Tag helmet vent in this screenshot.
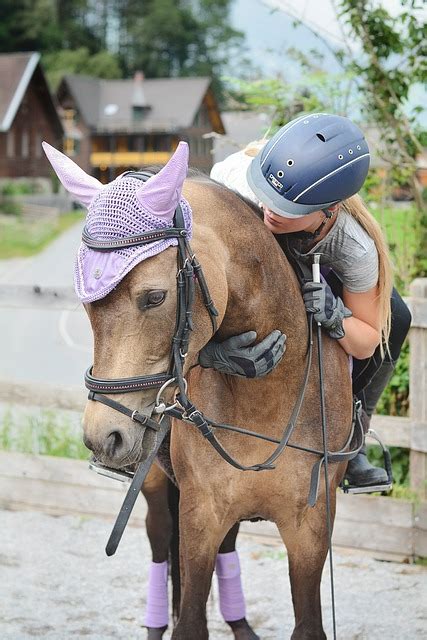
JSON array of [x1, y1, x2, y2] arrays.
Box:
[[316, 133, 326, 142]]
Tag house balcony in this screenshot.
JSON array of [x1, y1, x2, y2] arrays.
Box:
[[90, 151, 172, 168]]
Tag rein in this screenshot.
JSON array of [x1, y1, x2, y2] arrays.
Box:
[[84, 171, 364, 556]]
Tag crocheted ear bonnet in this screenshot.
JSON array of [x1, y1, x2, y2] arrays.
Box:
[[42, 141, 192, 303]]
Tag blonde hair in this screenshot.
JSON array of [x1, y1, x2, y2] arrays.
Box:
[[341, 194, 393, 356], [243, 139, 268, 157]]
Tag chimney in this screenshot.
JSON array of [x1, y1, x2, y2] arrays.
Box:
[[132, 71, 150, 120]]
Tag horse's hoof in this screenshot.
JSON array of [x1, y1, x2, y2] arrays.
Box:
[[227, 618, 261, 640], [146, 626, 168, 640]]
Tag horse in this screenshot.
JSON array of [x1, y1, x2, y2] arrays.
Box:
[[44, 141, 353, 639]]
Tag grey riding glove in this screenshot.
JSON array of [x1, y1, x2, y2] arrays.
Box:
[[199, 330, 286, 378], [302, 281, 352, 339]]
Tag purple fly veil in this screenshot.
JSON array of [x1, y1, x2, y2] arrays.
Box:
[[42, 142, 192, 303]]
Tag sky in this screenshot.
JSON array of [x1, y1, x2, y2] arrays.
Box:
[[260, 0, 427, 47], [230, 0, 426, 124]]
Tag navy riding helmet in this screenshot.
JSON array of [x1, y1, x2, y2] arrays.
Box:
[[246, 113, 370, 218]]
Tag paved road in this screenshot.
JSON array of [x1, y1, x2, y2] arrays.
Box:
[[0, 221, 92, 386], [1, 509, 426, 640]]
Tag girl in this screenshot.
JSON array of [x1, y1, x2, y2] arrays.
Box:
[[201, 112, 412, 489]]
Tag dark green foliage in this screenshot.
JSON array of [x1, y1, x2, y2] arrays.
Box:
[[0, 200, 22, 216], [1, 181, 35, 195], [43, 47, 123, 89], [116, 0, 243, 101], [1, 0, 242, 101], [337, 0, 426, 213], [377, 342, 410, 417], [367, 446, 409, 487]]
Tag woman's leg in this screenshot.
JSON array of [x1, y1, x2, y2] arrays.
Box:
[[346, 288, 411, 487]]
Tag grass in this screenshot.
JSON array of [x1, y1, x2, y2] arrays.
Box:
[[370, 204, 420, 293], [0, 210, 84, 259], [0, 408, 89, 460]]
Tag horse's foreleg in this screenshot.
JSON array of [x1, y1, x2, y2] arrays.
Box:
[[172, 497, 229, 640], [217, 523, 260, 640], [278, 494, 335, 640], [141, 466, 173, 640]]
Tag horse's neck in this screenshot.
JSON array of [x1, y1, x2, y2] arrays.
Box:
[[223, 233, 306, 346], [197, 186, 307, 348]]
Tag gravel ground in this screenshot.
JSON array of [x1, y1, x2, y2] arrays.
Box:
[[0, 509, 426, 639]]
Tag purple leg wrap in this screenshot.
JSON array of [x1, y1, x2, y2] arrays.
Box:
[[144, 560, 169, 628], [215, 551, 246, 622]]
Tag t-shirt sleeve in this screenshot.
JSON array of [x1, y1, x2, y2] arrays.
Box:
[[339, 242, 379, 292], [210, 151, 259, 204]]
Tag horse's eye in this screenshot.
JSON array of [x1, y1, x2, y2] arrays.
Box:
[[145, 290, 166, 308]]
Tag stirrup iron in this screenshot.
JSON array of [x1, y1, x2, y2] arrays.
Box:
[[341, 428, 393, 495]]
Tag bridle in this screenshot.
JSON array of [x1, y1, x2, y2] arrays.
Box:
[[83, 170, 218, 434], [83, 171, 365, 556]]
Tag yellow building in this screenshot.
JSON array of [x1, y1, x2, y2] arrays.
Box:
[[57, 72, 225, 182]]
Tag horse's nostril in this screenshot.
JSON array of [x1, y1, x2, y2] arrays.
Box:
[[105, 430, 124, 458]]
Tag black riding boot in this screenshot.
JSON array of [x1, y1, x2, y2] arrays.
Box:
[[345, 361, 395, 489], [345, 442, 389, 486]]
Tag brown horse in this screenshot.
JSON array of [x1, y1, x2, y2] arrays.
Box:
[[43, 140, 353, 638], [82, 180, 352, 639]]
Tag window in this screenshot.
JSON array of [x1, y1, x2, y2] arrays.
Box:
[[21, 130, 29, 158], [64, 138, 74, 155], [6, 131, 15, 158], [34, 132, 42, 158]]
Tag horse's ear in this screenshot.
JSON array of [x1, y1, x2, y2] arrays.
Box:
[[42, 141, 103, 207], [136, 141, 189, 221]]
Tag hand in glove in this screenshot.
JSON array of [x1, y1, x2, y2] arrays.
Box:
[[199, 329, 286, 378], [302, 281, 352, 339]]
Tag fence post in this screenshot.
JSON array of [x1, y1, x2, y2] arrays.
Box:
[[409, 278, 427, 499]]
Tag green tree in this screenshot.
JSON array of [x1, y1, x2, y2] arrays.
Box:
[[0, 0, 101, 54], [43, 47, 122, 89], [116, 0, 244, 100], [336, 0, 426, 213]]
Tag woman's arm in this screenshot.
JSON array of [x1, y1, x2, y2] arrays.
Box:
[[338, 286, 381, 359]]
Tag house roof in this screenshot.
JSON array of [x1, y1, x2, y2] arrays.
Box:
[[213, 111, 270, 163], [0, 51, 62, 135], [59, 75, 223, 133]]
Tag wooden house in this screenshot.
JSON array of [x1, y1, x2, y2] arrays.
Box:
[[57, 72, 225, 182], [0, 52, 63, 179]]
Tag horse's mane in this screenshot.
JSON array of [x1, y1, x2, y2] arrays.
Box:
[[140, 164, 265, 223]]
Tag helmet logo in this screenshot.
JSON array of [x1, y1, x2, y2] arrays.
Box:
[[268, 173, 284, 191]]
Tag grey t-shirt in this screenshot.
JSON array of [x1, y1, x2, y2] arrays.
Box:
[[291, 211, 379, 293]]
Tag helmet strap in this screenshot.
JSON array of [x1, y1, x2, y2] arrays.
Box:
[[291, 208, 336, 241]]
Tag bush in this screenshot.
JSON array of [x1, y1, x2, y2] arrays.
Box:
[[0, 199, 22, 216], [1, 181, 36, 196], [0, 408, 89, 460], [367, 446, 409, 487]]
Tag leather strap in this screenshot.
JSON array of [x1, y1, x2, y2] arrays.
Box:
[[85, 367, 171, 393], [87, 391, 161, 431], [105, 418, 170, 556], [174, 319, 314, 472], [82, 225, 187, 251]]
